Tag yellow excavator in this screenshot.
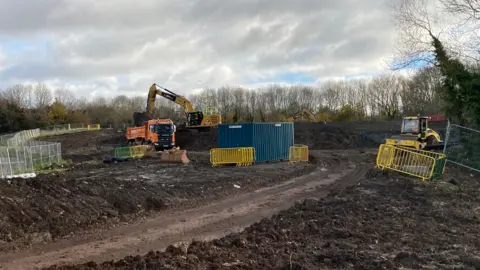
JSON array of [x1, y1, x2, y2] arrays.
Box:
[[386, 115, 443, 150], [285, 108, 317, 122], [134, 83, 222, 131]]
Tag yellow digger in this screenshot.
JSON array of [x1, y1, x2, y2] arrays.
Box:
[[386, 115, 443, 150], [285, 109, 317, 122]]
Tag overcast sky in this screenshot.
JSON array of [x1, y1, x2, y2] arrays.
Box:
[[0, 0, 400, 98]]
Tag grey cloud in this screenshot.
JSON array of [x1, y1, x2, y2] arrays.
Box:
[[0, 0, 398, 96]]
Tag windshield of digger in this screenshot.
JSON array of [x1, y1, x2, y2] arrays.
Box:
[[401, 119, 420, 134]]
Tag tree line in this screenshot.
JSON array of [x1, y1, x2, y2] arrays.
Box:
[[0, 67, 446, 134]]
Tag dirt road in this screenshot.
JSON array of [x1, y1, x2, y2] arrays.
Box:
[[0, 150, 374, 270]]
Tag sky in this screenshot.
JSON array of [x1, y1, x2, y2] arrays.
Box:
[[0, 0, 408, 99]]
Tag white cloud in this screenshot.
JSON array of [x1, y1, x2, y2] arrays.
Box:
[[0, 0, 402, 98]]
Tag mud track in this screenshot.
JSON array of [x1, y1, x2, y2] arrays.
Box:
[[0, 150, 374, 270]]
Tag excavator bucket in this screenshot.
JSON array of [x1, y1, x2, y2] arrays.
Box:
[[143, 146, 189, 164], [159, 147, 190, 164]]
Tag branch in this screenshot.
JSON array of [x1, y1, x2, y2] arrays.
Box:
[[440, 0, 480, 20]]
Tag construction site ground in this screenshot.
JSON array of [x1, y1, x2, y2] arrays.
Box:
[[0, 121, 476, 269]]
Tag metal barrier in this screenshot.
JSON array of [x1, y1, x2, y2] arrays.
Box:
[[0, 129, 40, 148], [443, 122, 480, 173], [131, 145, 149, 158], [87, 124, 101, 131], [376, 144, 447, 181], [0, 141, 62, 178], [210, 147, 255, 166], [114, 147, 132, 159], [289, 144, 309, 163], [114, 145, 150, 159]]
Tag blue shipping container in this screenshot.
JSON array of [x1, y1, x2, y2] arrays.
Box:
[[217, 122, 294, 162]]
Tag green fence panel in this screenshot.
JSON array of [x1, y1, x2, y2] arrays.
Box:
[[431, 156, 447, 181], [114, 147, 132, 159]]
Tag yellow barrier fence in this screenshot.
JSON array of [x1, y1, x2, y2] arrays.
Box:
[[87, 124, 101, 131], [114, 145, 150, 159], [289, 144, 309, 163], [131, 145, 149, 158], [376, 144, 447, 181], [210, 147, 255, 166]]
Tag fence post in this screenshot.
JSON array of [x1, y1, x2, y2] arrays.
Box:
[[6, 148, 12, 177], [24, 146, 27, 173], [443, 119, 451, 154], [57, 143, 61, 163], [30, 146, 34, 172], [68, 124, 71, 130]]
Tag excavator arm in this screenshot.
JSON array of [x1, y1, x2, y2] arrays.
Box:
[[138, 83, 221, 129], [147, 83, 194, 114], [290, 109, 316, 122]]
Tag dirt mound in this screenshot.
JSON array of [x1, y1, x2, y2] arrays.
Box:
[[0, 156, 315, 252], [175, 128, 218, 151], [45, 166, 480, 270], [39, 130, 126, 163], [294, 123, 378, 149], [176, 123, 379, 151]]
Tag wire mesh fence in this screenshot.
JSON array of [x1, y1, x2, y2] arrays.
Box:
[[443, 123, 480, 173], [0, 128, 64, 178], [0, 141, 62, 178], [0, 129, 40, 148]]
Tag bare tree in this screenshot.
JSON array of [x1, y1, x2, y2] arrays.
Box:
[[1, 84, 28, 107], [391, 0, 443, 69], [440, 0, 480, 20], [369, 74, 404, 120], [54, 89, 77, 109], [34, 83, 53, 108]]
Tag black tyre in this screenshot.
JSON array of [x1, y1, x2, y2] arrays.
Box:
[[426, 136, 438, 145]]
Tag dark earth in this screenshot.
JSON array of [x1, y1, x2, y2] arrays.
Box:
[[44, 166, 480, 270], [0, 123, 376, 252], [0, 120, 470, 270]]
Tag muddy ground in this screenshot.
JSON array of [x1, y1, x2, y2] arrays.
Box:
[[0, 121, 468, 270], [0, 152, 316, 252], [44, 165, 480, 270]]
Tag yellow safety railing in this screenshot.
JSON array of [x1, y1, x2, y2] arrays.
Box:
[[131, 145, 149, 158], [376, 144, 447, 181], [289, 144, 309, 163], [87, 124, 101, 131], [210, 147, 255, 166]]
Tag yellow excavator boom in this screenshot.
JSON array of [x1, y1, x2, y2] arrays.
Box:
[[147, 83, 222, 128], [286, 108, 317, 122], [147, 84, 194, 113]]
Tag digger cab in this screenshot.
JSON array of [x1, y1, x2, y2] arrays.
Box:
[[401, 116, 428, 140], [386, 116, 430, 150]]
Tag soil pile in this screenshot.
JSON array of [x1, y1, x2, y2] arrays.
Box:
[[294, 123, 378, 149], [39, 130, 126, 163], [0, 157, 314, 251], [176, 123, 380, 151], [175, 129, 218, 151], [45, 167, 480, 270]]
